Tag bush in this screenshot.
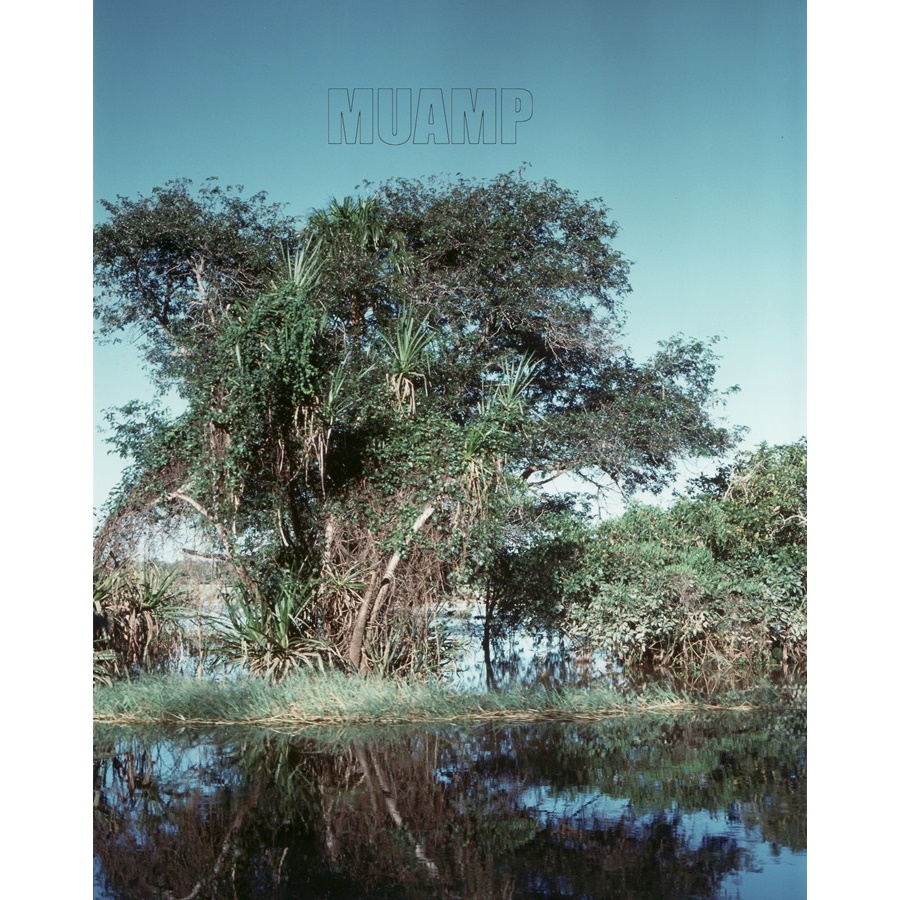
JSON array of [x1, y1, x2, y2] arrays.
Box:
[[567, 440, 807, 676]]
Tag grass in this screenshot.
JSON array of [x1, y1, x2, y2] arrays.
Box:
[[92, 672, 760, 728]]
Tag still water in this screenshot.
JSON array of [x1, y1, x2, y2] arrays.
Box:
[[94, 706, 805, 898]]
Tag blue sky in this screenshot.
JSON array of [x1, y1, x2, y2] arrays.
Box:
[[93, 0, 806, 512]]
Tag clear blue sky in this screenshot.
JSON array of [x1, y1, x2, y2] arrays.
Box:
[[93, 0, 806, 512]]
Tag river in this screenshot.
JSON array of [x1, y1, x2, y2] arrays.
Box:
[[93, 703, 805, 898]]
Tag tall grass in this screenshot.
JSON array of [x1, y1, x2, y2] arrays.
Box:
[[93, 671, 761, 727]]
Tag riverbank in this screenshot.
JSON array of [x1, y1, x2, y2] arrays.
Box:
[[92, 672, 800, 728]]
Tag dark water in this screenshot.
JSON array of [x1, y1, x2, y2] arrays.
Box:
[[93, 707, 805, 899]]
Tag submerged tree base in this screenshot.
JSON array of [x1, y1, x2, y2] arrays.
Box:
[[91, 672, 797, 728]]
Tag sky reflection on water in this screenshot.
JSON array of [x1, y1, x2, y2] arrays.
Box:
[[94, 707, 805, 898]]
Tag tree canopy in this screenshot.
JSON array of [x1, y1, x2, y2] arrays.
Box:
[[95, 172, 739, 674]]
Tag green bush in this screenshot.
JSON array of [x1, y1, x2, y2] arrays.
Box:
[[567, 440, 807, 675]]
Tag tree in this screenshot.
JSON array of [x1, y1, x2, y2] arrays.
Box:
[[95, 171, 738, 675], [93, 177, 297, 388]]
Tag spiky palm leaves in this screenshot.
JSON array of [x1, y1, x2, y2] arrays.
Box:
[[381, 308, 433, 414], [306, 196, 409, 261], [462, 355, 541, 513], [214, 567, 337, 681], [303, 196, 412, 329], [93, 564, 186, 681]]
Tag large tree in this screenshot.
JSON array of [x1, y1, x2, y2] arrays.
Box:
[[95, 172, 738, 674]]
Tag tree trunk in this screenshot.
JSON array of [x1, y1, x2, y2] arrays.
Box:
[[482, 591, 497, 690], [348, 504, 435, 670]]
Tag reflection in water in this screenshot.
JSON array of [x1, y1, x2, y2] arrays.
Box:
[[94, 709, 805, 898]]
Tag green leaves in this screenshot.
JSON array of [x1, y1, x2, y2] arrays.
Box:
[[93, 563, 187, 680], [94, 178, 297, 386], [380, 307, 434, 414], [481, 354, 540, 418], [95, 173, 746, 677], [214, 566, 335, 681], [567, 440, 807, 676], [282, 241, 323, 294]]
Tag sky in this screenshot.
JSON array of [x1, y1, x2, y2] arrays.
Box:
[[93, 0, 806, 513]]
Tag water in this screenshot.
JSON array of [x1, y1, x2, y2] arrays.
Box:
[[93, 707, 805, 898], [443, 608, 622, 692]]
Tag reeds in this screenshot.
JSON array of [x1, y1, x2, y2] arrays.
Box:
[[93, 672, 759, 728]]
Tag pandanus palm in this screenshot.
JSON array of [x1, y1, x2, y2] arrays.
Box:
[[303, 196, 411, 328], [381, 308, 433, 414]]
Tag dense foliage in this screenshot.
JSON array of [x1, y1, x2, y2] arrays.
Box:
[[566, 440, 807, 675], [95, 173, 740, 676]]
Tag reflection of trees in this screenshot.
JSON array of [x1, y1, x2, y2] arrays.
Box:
[[449, 710, 806, 852], [94, 710, 805, 898], [504, 812, 750, 899], [93, 735, 248, 899]]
